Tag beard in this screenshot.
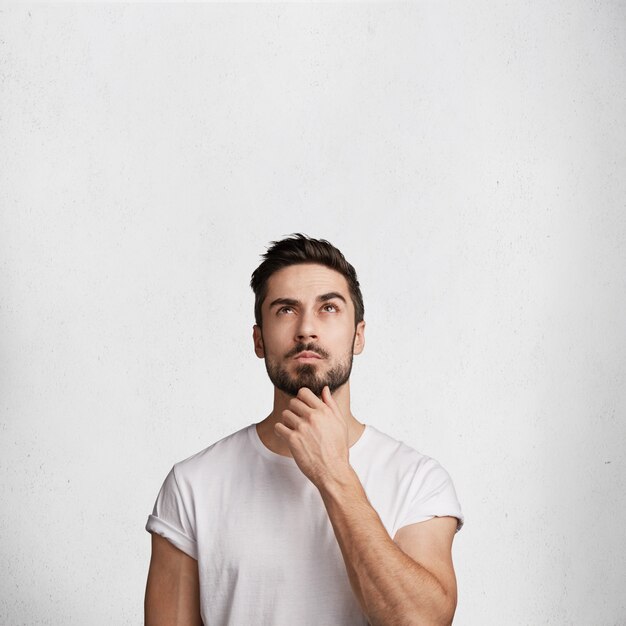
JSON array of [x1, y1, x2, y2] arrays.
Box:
[[263, 336, 356, 398]]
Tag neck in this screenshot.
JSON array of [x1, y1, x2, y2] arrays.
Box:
[[256, 380, 364, 458]]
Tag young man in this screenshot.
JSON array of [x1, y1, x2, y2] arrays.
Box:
[[145, 234, 464, 626]]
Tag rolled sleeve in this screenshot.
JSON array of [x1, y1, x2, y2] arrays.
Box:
[[145, 465, 198, 559], [396, 457, 464, 534]]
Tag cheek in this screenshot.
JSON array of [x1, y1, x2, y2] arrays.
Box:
[[261, 326, 290, 352], [327, 326, 356, 350]]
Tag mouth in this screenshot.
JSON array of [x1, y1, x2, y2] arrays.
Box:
[[294, 351, 323, 361]]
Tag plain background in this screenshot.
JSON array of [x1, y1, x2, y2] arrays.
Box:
[[1, 3, 625, 624]]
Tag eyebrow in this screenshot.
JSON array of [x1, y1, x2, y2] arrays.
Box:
[[269, 292, 347, 309]]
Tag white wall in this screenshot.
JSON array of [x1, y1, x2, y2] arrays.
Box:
[[1, 3, 625, 624]]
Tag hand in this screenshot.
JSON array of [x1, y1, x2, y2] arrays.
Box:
[[275, 386, 351, 488]]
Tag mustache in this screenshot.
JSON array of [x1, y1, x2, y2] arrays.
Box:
[[285, 342, 330, 359]]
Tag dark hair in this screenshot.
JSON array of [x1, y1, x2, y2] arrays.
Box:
[[250, 233, 364, 327]]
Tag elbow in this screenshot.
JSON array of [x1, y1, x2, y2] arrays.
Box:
[[410, 590, 457, 626], [434, 593, 457, 626], [367, 595, 456, 626]]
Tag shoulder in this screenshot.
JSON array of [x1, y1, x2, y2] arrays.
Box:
[[359, 425, 464, 531], [359, 424, 442, 477], [170, 423, 252, 485]]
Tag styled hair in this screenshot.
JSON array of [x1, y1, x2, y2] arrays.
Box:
[[250, 233, 364, 327]]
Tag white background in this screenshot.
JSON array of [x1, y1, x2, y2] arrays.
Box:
[[1, 3, 625, 624]]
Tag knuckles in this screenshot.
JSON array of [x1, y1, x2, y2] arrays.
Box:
[[286, 390, 333, 423]]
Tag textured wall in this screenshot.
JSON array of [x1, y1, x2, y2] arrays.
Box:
[[1, 3, 625, 624]]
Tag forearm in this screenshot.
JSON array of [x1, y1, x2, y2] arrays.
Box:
[[318, 465, 454, 626]]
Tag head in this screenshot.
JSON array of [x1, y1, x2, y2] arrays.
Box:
[[250, 234, 364, 328], [250, 234, 365, 397]]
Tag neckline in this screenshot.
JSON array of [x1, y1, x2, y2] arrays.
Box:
[[248, 422, 371, 466]]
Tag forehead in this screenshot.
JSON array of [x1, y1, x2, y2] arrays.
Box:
[[265, 263, 351, 302]]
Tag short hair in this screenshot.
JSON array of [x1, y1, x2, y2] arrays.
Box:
[[250, 233, 364, 328]]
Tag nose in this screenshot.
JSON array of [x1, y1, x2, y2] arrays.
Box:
[[294, 310, 318, 342]]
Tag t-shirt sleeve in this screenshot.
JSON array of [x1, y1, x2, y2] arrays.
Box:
[[145, 465, 198, 559], [396, 457, 464, 534]]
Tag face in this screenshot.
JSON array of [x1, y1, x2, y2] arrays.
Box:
[[253, 263, 365, 398]]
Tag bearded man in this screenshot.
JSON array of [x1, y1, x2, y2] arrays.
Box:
[[145, 233, 464, 625]]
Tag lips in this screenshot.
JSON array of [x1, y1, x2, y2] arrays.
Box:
[[294, 351, 322, 360]]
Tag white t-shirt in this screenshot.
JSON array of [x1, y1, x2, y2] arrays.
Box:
[[146, 423, 464, 625]]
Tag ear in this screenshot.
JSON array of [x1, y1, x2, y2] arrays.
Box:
[[253, 325, 265, 358], [353, 320, 366, 355]]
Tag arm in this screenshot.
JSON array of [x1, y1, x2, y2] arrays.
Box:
[[144, 533, 203, 626], [318, 466, 458, 626], [276, 387, 459, 625]]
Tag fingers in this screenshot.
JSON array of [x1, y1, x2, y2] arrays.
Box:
[[286, 387, 339, 428], [321, 385, 336, 408], [296, 387, 324, 408], [297, 386, 339, 414], [290, 395, 313, 416], [281, 409, 300, 428], [274, 421, 291, 439]]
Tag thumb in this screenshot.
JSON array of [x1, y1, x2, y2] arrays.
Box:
[[322, 385, 337, 408]]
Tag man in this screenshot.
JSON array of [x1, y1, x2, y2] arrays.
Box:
[[145, 234, 464, 625]]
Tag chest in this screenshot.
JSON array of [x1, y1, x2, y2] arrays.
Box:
[[195, 465, 343, 580]]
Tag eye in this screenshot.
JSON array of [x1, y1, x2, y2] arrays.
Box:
[[277, 306, 294, 315], [322, 303, 339, 313]]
